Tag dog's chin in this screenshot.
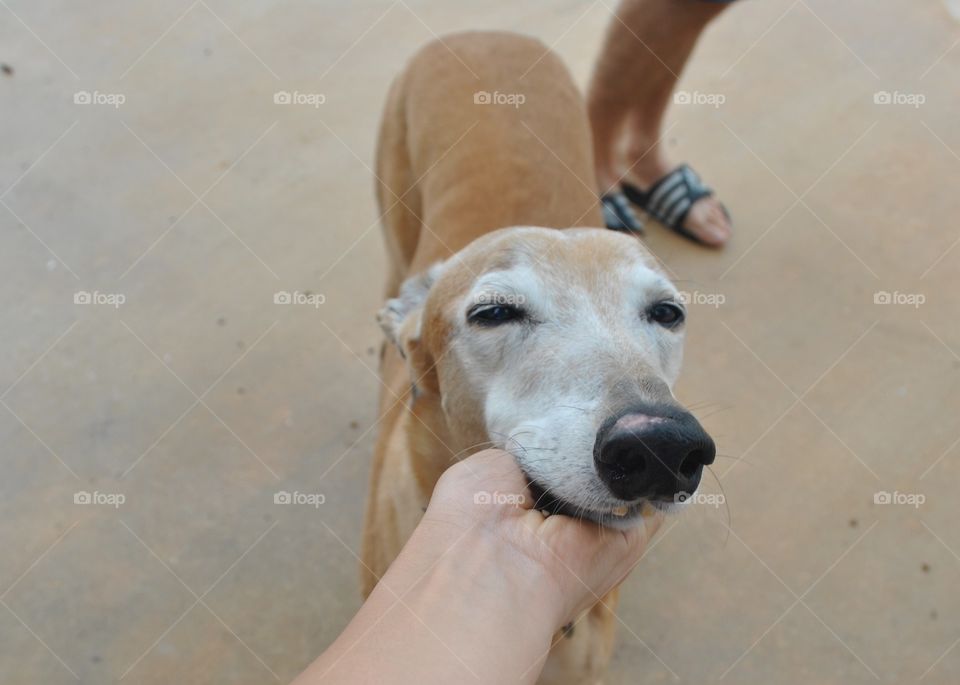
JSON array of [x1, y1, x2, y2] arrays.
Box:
[[526, 480, 682, 529]]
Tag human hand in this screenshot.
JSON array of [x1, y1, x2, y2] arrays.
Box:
[[418, 448, 664, 627]]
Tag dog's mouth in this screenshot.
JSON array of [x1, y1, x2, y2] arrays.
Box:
[[526, 479, 668, 528]]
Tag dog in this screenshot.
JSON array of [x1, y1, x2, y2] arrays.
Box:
[[361, 31, 716, 684]]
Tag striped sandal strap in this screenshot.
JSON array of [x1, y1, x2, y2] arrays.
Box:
[[600, 191, 645, 233], [622, 165, 715, 242]]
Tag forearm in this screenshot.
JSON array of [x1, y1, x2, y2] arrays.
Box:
[[296, 520, 562, 685]]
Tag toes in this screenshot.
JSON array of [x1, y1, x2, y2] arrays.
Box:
[[685, 199, 731, 247]]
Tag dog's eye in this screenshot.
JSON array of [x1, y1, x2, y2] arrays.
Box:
[[648, 302, 685, 328], [469, 305, 523, 326]]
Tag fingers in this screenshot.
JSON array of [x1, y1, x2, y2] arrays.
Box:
[[430, 449, 668, 625], [518, 507, 550, 535], [537, 503, 664, 583], [530, 507, 664, 623]]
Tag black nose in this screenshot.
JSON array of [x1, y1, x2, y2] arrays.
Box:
[[594, 406, 716, 501]]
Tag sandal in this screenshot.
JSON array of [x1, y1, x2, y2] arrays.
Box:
[[621, 164, 729, 246], [600, 191, 645, 233]]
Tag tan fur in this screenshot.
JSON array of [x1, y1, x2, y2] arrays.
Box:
[[362, 31, 635, 684]]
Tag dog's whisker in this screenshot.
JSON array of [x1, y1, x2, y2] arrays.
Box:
[[531, 487, 555, 512], [703, 464, 731, 545], [712, 453, 758, 468], [686, 401, 730, 416], [696, 407, 734, 421], [445, 439, 501, 464], [686, 398, 727, 407], [556, 404, 590, 414]]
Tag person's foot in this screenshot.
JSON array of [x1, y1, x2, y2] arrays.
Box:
[[620, 149, 731, 247], [594, 125, 732, 247]]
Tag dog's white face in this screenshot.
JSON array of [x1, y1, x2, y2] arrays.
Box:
[[380, 227, 714, 528]]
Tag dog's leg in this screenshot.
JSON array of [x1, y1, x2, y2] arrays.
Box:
[[536, 588, 619, 685], [360, 405, 430, 597]]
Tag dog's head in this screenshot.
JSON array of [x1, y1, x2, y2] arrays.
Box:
[[379, 226, 715, 527]]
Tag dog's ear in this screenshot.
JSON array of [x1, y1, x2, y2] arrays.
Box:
[[377, 262, 445, 365]]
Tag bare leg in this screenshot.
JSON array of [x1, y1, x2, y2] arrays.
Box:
[[588, 0, 732, 246]]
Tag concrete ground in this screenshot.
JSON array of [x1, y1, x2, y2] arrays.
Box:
[[2, 1, 959, 683]]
